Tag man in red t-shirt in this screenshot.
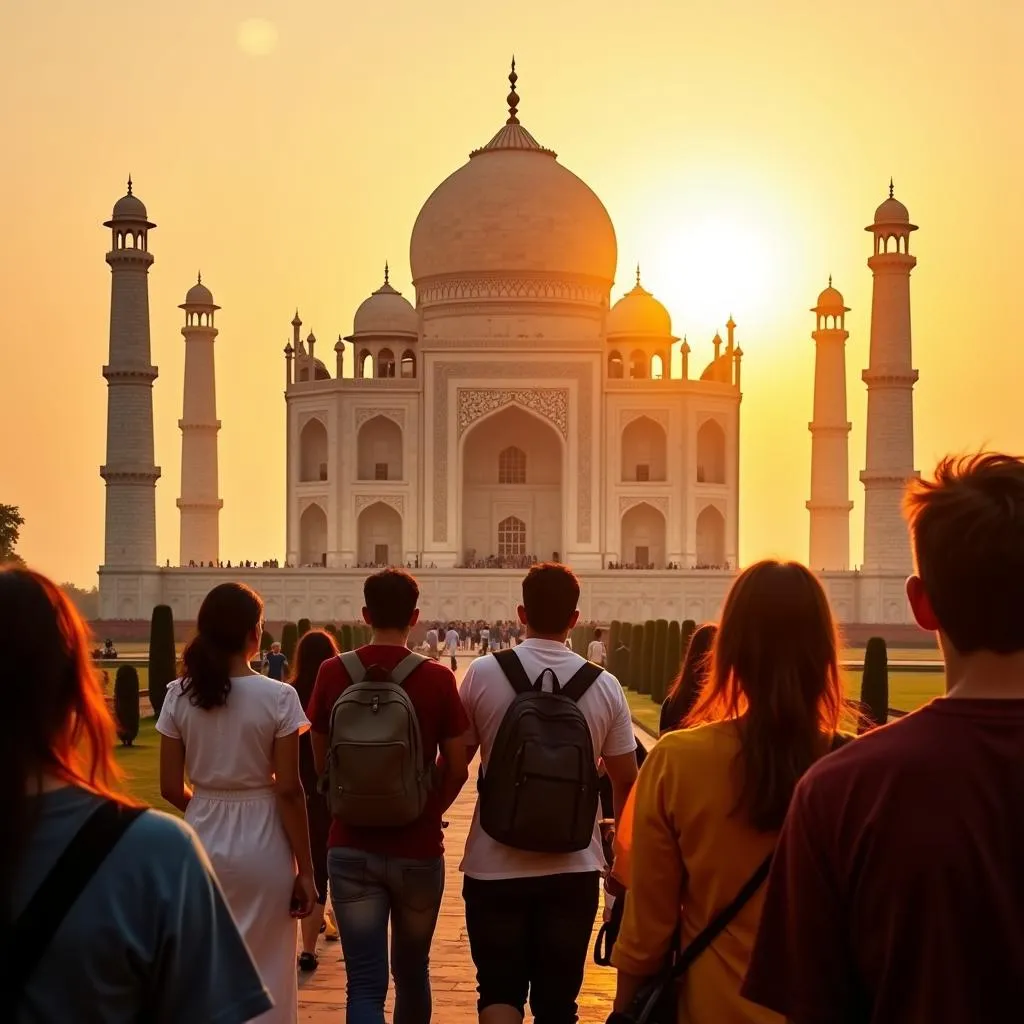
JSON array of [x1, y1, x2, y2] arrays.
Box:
[[308, 569, 469, 1020], [743, 453, 1024, 1023]]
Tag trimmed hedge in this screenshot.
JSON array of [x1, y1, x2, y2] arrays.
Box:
[[339, 624, 354, 652], [639, 619, 657, 695], [297, 617, 312, 638], [651, 619, 669, 703], [861, 636, 889, 731], [665, 620, 682, 694], [114, 664, 140, 746], [281, 622, 298, 663], [628, 623, 644, 691], [259, 629, 274, 652], [148, 605, 176, 719], [608, 621, 621, 674]]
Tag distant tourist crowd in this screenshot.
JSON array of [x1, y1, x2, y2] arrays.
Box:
[[8, 451, 1024, 1024]]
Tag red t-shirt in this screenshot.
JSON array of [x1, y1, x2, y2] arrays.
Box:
[[742, 697, 1024, 1024], [307, 645, 469, 859]]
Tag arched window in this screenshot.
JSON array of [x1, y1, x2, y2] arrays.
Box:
[[696, 419, 727, 484], [358, 350, 373, 378], [651, 353, 665, 380], [497, 515, 526, 557], [400, 349, 416, 378], [630, 350, 648, 379], [377, 348, 396, 378], [608, 351, 624, 378], [498, 445, 527, 484]]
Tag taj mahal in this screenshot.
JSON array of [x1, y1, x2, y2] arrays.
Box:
[[98, 64, 920, 626]]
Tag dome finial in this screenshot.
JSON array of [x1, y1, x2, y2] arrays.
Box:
[[828, 273, 832, 287], [127, 174, 133, 195], [384, 260, 390, 285], [197, 270, 202, 285], [635, 263, 641, 287], [506, 56, 520, 125], [889, 177, 894, 200]]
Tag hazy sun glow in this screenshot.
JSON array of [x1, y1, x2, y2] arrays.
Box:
[[237, 18, 279, 57]]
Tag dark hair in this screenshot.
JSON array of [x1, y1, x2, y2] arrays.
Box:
[[521, 563, 580, 635], [181, 583, 263, 710], [594, 628, 603, 640], [904, 453, 1024, 654], [363, 570, 419, 630], [665, 623, 718, 729], [1, 566, 129, 903], [686, 561, 847, 832], [289, 629, 339, 709]]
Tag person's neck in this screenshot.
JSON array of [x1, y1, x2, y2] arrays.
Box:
[[525, 628, 569, 643], [228, 653, 255, 677], [370, 628, 410, 647], [944, 647, 1024, 700]]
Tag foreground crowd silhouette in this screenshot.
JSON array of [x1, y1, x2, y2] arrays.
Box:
[[7, 452, 1024, 1023]]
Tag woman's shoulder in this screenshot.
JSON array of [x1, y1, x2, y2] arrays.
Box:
[[655, 720, 741, 763]]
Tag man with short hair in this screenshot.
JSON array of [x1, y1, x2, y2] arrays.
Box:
[[444, 623, 460, 672], [425, 624, 440, 660], [743, 454, 1024, 1023], [587, 627, 606, 666], [261, 641, 287, 681], [308, 570, 470, 1021], [459, 563, 638, 1023]]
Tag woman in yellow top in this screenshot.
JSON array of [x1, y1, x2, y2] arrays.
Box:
[[610, 560, 850, 1024]]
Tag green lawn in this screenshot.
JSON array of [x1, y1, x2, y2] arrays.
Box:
[[113, 717, 179, 815]]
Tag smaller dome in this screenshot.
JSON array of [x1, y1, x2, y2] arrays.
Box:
[[606, 273, 673, 338], [313, 358, 331, 381], [814, 278, 848, 313], [873, 195, 909, 225], [185, 277, 214, 306], [111, 192, 148, 220], [349, 270, 418, 339]]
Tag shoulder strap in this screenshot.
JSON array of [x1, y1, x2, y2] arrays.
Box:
[[672, 850, 773, 978], [6, 800, 145, 1003], [339, 650, 366, 685], [390, 652, 429, 686], [562, 660, 604, 702], [493, 648, 532, 696]]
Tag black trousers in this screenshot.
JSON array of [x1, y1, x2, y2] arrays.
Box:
[[463, 871, 600, 1023]]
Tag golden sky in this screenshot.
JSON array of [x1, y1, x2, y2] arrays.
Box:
[[3, 0, 1022, 587]]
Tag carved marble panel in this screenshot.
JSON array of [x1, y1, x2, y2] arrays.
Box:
[[621, 408, 668, 432], [619, 495, 669, 516], [354, 494, 405, 517], [417, 274, 610, 308], [354, 407, 405, 431], [457, 388, 568, 439], [432, 362, 594, 544]]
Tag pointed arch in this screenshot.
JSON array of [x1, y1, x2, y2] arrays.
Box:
[[608, 351, 624, 379], [357, 414, 403, 481], [497, 515, 527, 557], [400, 349, 416, 378], [299, 418, 328, 481], [358, 349, 373, 378], [299, 503, 328, 566], [696, 418, 726, 484], [377, 348, 396, 378], [357, 501, 403, 566], [695, 505, 726, 567], [620, 501, 667, 568], [629, 349, 648, 379]]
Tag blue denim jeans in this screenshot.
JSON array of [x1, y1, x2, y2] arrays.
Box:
[[327, 847, 445, 1024]]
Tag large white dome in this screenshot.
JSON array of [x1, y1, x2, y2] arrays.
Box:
[[409, 68, 616, 300]]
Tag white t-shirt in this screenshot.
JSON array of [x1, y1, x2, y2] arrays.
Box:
[[425, 628, 439, 649], [479, 628, 490, 644], [587, 639, 606, 665], [458, 638, 636, 880], [444, 629, 460, 654]]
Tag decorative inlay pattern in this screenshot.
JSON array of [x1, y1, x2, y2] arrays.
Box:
[[355, 407, 405, 430], [621, 409, 668, 431], [432, 362, 594, 544], [297, 412, 327, 433], [355, 494, 405, 517], [298, 497, 327, 515], [619, 495, 668, 516], [457, 388, 568, 439], [416, 274, 609, 308]]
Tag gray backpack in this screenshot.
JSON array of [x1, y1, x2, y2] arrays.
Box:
[[323, 651, 432, 827]]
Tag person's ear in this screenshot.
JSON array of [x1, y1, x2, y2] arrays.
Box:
[[906, 575, 940, 632], [568, 609, 581, 630], [409, 608, 421, 628], [362, 607, 372, 626], [517, 605, 527, 626]]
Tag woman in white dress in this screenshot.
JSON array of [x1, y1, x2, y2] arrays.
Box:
[[158, 582, 316, 1023]]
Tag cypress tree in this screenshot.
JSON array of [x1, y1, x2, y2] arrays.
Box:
[[571, 624, 585, 653], [324, 623, 339, 645], [665, 620, 682, 691], [628, 623, 644, 691], [681, 619, 696, 661], [339, 623, 354, 652], [259, 629, 274, 652], [608, 621, 621, 674], [281, 622, 299, 663], [147, 604, 176, 719], [651, 619, 670, 702], [860, 636, 889, 731], [297, 617, 312, 638], [639, 619, 657, 695], [114, 664, 140, 746]]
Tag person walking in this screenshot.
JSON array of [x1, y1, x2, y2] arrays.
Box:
[[744, 454, 1024, 1024], [4, 566, 272, 1023], [587, 627, 607, 666], [444, 623, 460, 672], [460, 563, 639, 1023], [261, 640, 288, 681], [309, 570, 471, 1024], [609, 561, 852, 1024], [158, 582, 316, 1024], [289, 628, 342, 971], [659, 624, 717, 735]]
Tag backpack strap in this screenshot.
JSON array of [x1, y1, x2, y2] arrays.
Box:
[[339, 651, 367, 685], [390, 652, 429, 686], [6, 800, 145, 1004], [562, 660, 604, 702], [493, 648, 533, 696]]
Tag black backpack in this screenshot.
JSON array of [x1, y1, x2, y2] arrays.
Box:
[[479, 648, 603, 853]]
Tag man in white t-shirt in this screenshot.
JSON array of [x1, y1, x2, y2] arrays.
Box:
[[444, 625, 460, 671], [425, 626, 439, 660], [587, 627, 607, 666], [458, 563, 638, 1022]]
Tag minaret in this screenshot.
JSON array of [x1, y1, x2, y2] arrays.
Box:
[[861, 182, 919, 574], [807, 279, 853, 570], [176, 274, 223, 566], [100, 178, 160, 567]]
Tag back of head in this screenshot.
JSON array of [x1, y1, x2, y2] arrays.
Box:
[[905, 453, 1024, 654], [668, 622, 718, 724], [363, 569, 419, 631], [182, 582, 263, 710], [290, 628, 339, 706], [521, 562, 580, 637], [692, 560, 845, 831], [1, 565, 122, 897]]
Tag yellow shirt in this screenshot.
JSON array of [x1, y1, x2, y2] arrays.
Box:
[[611, 722, 782, 1024]]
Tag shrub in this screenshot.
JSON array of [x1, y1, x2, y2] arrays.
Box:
[[324, 623, 339, 643], [281, 622, 299, 663], [259, 629, 274, 652], [861, 636, 889, 731], [639, 619, 657, 695], [628, 623, 644, 690], [608, 620, 621, 674], [114, 665, 140, 746], [147, 605, 176, 719], [297, 617, 312, 638], [665, 620, 682, 693], [651, 619, 670, 703], [339, 623, 354, 652]]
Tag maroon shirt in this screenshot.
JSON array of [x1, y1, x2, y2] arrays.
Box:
[[307, 645, 469, 860], [743, 698, 1024, 1024]]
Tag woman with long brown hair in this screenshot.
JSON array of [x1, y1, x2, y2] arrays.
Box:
[[609, 561, 851, 1024], [158, 581, 314, 1024], [288, 627, 339, 971], [659, 623, 718, 735], [3, 565, 270, 1021]]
